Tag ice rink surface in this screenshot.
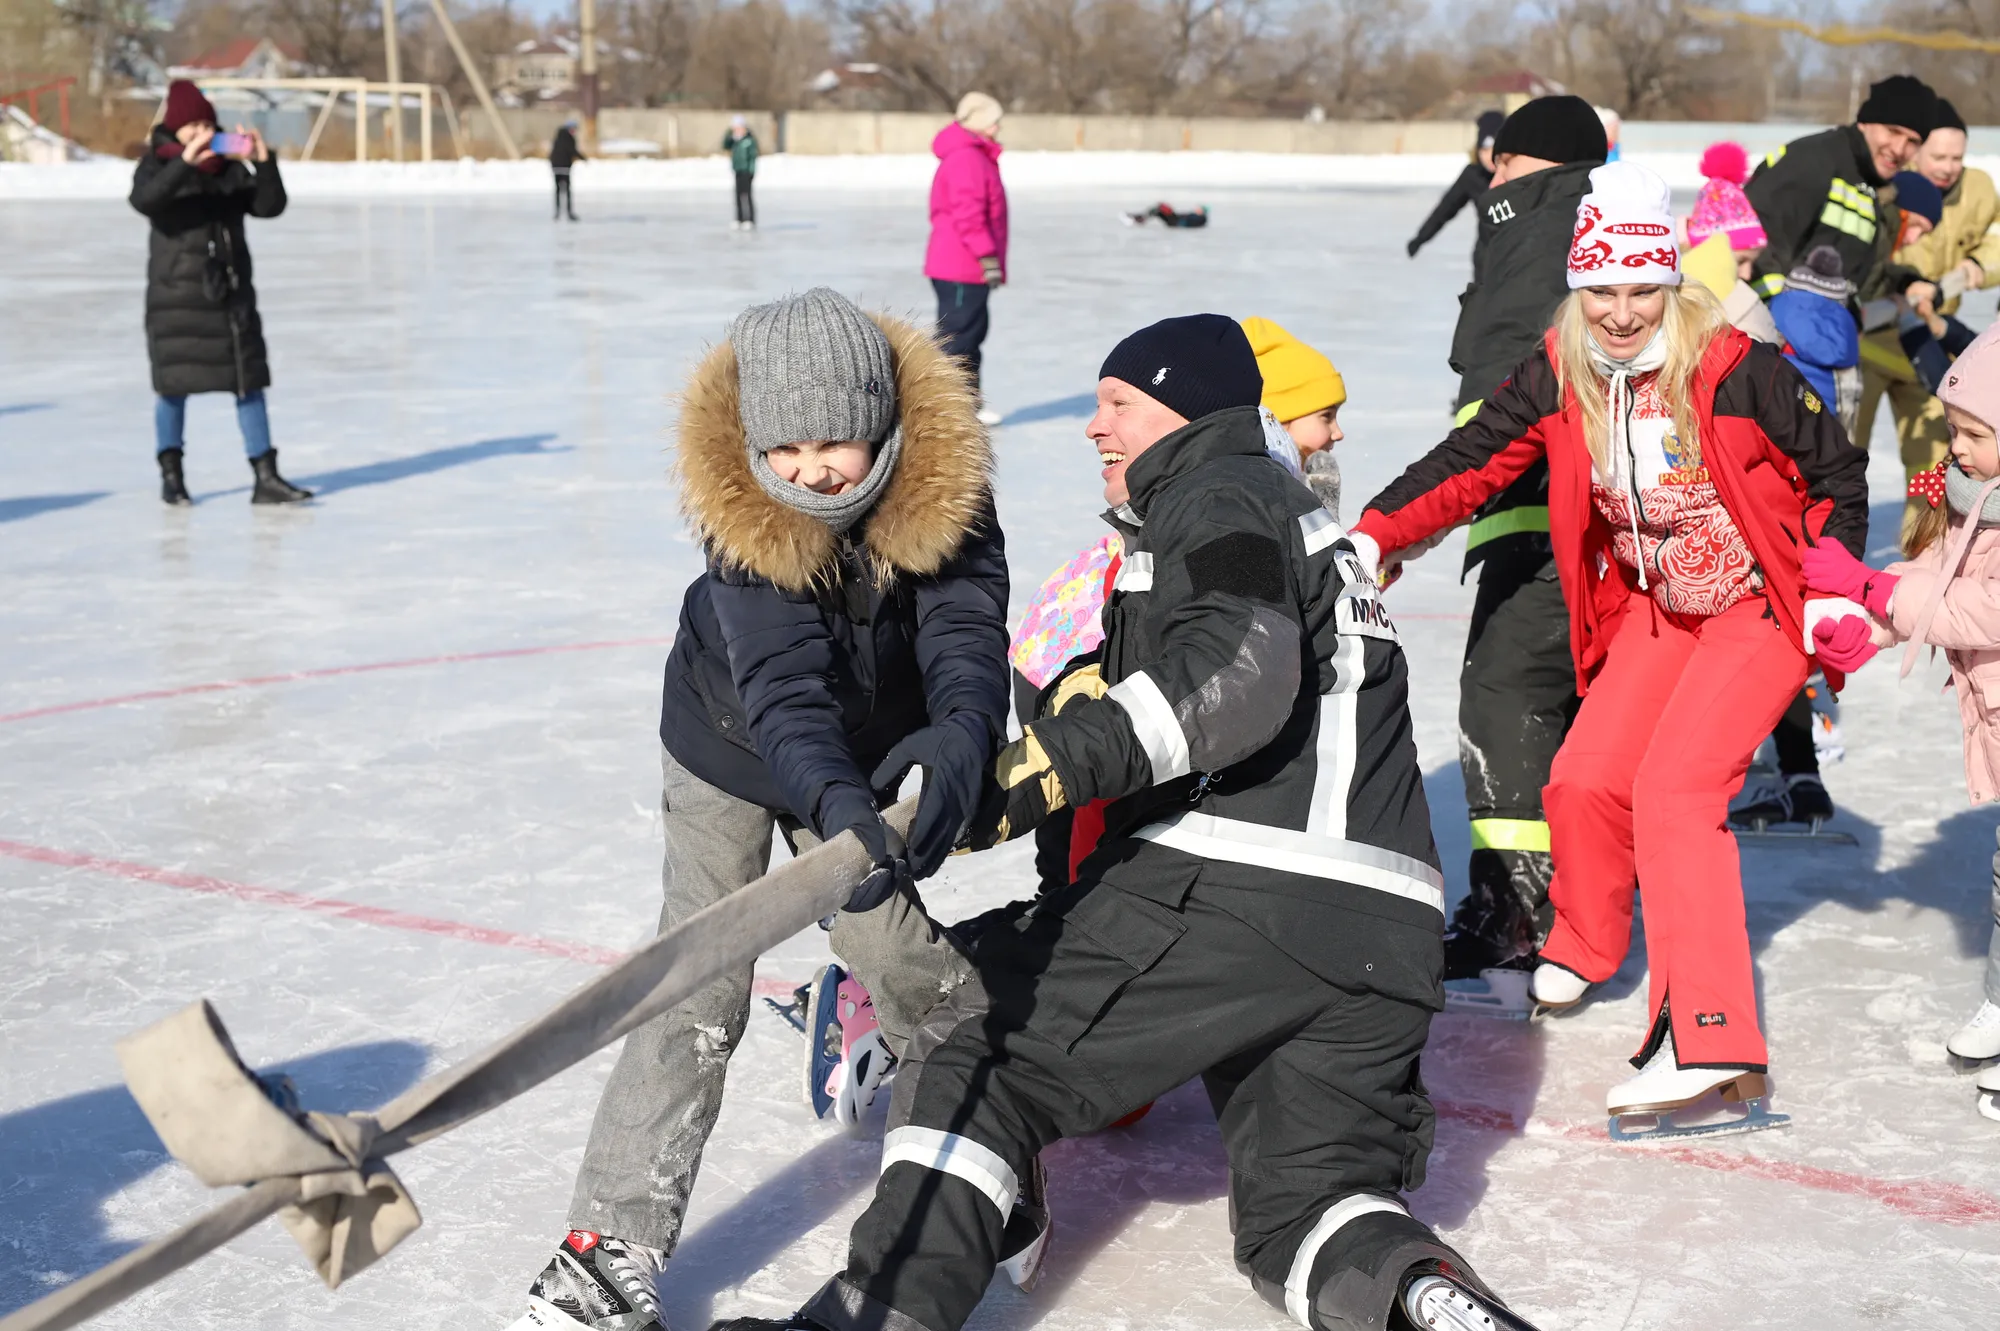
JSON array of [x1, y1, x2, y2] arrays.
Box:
[[4, 175, 2000, 1329]]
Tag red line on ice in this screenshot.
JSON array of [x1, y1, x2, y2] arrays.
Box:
[[0, 636, 677, 725], [1434, 1098, 2000, 1226]]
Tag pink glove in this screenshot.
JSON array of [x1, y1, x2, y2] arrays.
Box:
[[1812, 615, 1879, 673], [1801, 541, 1899, 618]]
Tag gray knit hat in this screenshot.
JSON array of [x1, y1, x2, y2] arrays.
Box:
[[732, 287, 897, 453]]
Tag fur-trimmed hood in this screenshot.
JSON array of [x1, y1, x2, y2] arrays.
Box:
[[674, 310, 993, 592]]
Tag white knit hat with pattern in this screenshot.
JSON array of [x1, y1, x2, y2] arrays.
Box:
[[1567, 161, 1682, 289]]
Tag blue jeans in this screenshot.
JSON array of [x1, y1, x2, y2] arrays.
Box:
[[155, 391, 272, 459]]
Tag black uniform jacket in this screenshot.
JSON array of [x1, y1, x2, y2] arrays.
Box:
[[1029, 407, 1444, 1006], [1408, 160, 1493, 256], [660, 313, 1010, 838], [129, 127, 286, 397], [1745, 126, 1888, 299], [1447, 158, 1598, 574]]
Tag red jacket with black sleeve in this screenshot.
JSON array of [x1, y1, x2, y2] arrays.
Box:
[[1354, 326, 1871, 695]]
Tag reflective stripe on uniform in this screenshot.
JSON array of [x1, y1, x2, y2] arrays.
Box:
[[1763, 146, 1788, 168], [1108, 669, 1190, 785], [1464, 505, 1549, 552], [1114, 550, 1154, 593], [1283, 1194, 1411, 1326], [1753, 272, 1786, 298], [1819, 179, 1878, 244], [879, 1126, 1020, 1216], [1305, 638, 1365, 840], [1136, 812, 1446, 913], [1453, 399, 1482, 429], [1469, 817, 1550, 853], [1298, 507, 1342, 556]]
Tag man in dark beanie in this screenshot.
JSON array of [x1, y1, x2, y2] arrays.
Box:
[[1418, 92, 1605, 1003], [1746, 73, 1939, 300], [711, 315, 1548, 1331]]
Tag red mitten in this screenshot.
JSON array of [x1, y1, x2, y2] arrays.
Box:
[[1801, 542, 1899, 617], [1812, 615, 1879, 673]]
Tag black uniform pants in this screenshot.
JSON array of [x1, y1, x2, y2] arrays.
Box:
[[800, 849, 1486, 1331], [733, 169, 755, 224], [1454, 551, 1578, 964], [931, 278, 990, 394], [1771, 684, 1821, 777], [552, 168, 574, 218]]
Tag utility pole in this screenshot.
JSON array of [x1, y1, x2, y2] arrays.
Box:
[[577, 0, 598, 152], [381, 0, 404, 161]]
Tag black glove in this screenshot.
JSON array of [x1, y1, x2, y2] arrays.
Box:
[[965, 729, 1068, 851], [1405, 237, 1421, 258], [870, 713, 993, 879], [817, 783, 911, 913]]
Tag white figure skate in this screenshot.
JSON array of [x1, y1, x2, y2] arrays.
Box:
[[1948, 999, 2000, 1062], [1606, 1029, 1790, 1142]]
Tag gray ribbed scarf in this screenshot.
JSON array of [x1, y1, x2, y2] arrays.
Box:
[[749, 422, 904, 534], [1944, 461, 2000, 527]]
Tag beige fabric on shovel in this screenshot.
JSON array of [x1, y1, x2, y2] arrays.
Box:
[[0, 801, 911, 1331]]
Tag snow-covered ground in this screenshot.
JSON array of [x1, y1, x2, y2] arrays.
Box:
[[3, 182, 1998, 1331]]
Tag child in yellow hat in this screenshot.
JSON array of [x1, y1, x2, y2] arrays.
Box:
[[1242, 316, 1346, 512]]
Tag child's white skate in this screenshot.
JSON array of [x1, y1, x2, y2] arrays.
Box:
[[1606, 1030, 1790, 1142], [1443, 966, 1535, 1020], [804, 963, 895, 1126], [1528, 961, 1590, 1012], [1948, 999, 2000, 1062], [1976, 1063, 2000, 1122]]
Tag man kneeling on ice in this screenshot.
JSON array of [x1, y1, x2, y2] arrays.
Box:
[[714, 315, 1543, 1331]]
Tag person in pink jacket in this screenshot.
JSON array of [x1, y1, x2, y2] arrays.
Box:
[[926, 91, 1008, 425], [1803, 318, 2000, 1118]]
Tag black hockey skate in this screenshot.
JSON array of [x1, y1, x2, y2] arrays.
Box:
[[1729, 773, 1856, 846], [998, 1154, 1052, 1290], [1399, 1269, 1543, 1331], [514, 1231, 666, 1331], [1441, 872, 1541, 1019]]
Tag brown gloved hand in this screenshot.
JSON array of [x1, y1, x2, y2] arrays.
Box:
[[964, 730, 1066, 851], [980, 255, 1004, 287]]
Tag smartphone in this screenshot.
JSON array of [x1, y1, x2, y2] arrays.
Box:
[[210, 132, 252, 157]]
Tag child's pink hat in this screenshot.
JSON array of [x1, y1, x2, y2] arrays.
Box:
[[1940, 319, 2000, 432], [1683, 142, 1768, 251]]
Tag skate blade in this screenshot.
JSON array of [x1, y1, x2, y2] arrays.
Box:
[[507, 1297, 591, 1331], [1733, 826, 1858, 847], [762, 991, 808, 1035], [1980, 1091, 2000, 1124], [1608, 1096, 1792, 1143], [1443, 974, 1534, 1021]]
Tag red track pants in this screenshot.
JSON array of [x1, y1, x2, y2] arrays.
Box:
[[1538, 596, 1806, 1070]]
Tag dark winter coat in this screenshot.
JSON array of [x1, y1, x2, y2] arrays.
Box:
[[1026, 406, 1444, 1005], [1745, 126, 1887, 300], [723, 129, 758, 175], [1447, 158, 1599, 573], [659, 312, 1010, 838], [1408, 160, 1493, 256], [1355, 327, 1871, 696], [550, 127, 581, 168], [129, 129, 286, 398]]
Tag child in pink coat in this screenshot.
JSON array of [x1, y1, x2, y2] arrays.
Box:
[[926, 92, 1009, 422], [1804, 319, 2000, 1118]]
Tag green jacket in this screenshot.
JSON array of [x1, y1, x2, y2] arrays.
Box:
[[724, 129, 758, 175]]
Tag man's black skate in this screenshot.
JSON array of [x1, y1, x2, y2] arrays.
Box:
[[1399, 1268, 1543, 1331], [1729, 773, 1856, 845], [158, 447, 192, 505], [515, 1231, 666, 1331]]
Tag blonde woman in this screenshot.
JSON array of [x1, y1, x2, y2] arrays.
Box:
[[1350, 163, 1871, 1138]]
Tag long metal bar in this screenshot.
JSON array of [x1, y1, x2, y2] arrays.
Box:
[[426, 0, 519, 159]]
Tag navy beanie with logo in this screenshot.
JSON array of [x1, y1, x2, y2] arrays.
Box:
[[1098, 314, 1263, 423]]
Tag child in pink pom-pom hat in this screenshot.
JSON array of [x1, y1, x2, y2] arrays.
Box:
[[1683, 141, 1769, 281]]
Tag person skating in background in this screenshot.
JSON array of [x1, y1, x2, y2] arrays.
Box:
[[1242, 315, 1346, 514], [1353, 162, 1871, 1138], [926, 91, 1008, 427], [1123, 201, 1208, 227], [519, 289, 1011, 1331], [714, 313, 1549, 1331], [1433, 93, 1607, 1008], [1744, 74, 1938, 300], [723, 114, 757, 230], [131, 79, 309, 507], [1864, 101, 1999, 529], [1800, 321, 2000, 1116], [550, 119, 582, 221], [1406, 109, 1502, 257]]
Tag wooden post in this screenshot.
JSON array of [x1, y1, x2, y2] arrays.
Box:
[[428, 0, 519, 159], [301, 89, 338, 161], [355, 83, 367, 162], [420, 86, 433, 162], [381, 0, 405, 160], [577, 0, 598, 153]]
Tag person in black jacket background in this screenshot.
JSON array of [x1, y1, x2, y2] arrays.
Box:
[[1427, 95, 1605, 996], [130, 80, 309, 506], [1406, 109, 1502, 257], [518, 288, 1010, 1331], [550, 119, 582, 220]]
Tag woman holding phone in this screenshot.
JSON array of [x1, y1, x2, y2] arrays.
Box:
[[131, 79, 310, 506]]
